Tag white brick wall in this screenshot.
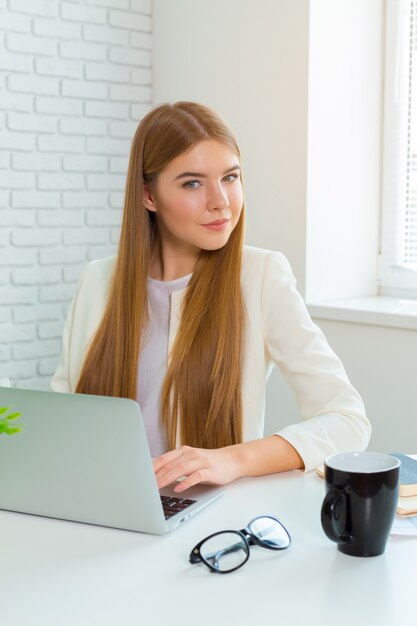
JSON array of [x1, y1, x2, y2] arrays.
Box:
[[0, 0, 152, 390]]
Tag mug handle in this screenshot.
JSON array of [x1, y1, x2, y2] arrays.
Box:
[[321, 487, 353, 545]]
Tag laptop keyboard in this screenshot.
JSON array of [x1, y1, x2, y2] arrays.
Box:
[[160, 495, 197, 520]]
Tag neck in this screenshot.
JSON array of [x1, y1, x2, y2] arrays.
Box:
[[148, 244, 198, 281]]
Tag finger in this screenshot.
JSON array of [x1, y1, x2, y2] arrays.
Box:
[[155, 447, 200, 482], [173, 469, 211, 493], [156, 458, 205, 490], [153, 447, 187, 472]]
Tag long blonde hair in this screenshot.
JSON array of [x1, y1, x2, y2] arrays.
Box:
[[76, 102, 245, 449]]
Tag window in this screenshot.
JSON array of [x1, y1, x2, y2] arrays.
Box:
[[379, 0, 417, 296]]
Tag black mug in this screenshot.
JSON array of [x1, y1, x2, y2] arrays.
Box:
[[321, 452, 400, 557]]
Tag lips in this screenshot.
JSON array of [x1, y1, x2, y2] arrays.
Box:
[[203, 219, 229, 226], [202, 219, 230, 231]]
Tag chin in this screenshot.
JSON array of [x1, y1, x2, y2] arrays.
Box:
[[200, 238, 230, 252], [199, 229, 234, 251]]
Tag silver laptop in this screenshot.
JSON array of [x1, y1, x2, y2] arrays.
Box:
[[0, 387, 223, 534]]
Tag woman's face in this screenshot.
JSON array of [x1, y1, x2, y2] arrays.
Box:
[[143, 139, 243, 262]]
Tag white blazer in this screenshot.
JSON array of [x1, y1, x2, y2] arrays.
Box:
[[51, 246, 371, 471]]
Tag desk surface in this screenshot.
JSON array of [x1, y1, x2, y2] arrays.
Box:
[[1, 470, 416, 626]]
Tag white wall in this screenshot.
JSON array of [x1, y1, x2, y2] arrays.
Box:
[[153, 0, 310, 293], [0, 0, 152, 389]]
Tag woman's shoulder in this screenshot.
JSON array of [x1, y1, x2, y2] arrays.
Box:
[[242, 245, 293, 277], [80, 255, 117, 287], [240, 246, 297, 318], [70, 256, 116, 327]]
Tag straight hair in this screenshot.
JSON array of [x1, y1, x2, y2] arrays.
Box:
[[76, 102, 245, 449]]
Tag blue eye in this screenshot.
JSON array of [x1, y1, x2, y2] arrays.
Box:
[[183, 180, 200, 189]]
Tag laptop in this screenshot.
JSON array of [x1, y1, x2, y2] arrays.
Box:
[[0, 387, 223, 534]]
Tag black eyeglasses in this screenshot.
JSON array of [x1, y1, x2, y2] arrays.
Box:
[[189, 515, 291, 574]]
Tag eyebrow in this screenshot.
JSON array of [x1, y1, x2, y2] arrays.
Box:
[[174, 165, 240, 181]]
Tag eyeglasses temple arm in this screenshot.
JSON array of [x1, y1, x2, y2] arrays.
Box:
[[203, 540, 247, 569]]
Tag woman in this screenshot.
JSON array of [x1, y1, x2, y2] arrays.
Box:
[[51, 101, 371, 494]]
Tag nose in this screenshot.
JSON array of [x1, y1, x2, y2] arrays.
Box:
[[207, 182, 229, 211]]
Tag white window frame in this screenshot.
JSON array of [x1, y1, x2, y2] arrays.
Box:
[[379, 0, 417, 297]]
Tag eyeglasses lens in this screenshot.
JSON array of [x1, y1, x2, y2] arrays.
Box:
[[249, 516, 290, 548], [200, 531, 249, 572]]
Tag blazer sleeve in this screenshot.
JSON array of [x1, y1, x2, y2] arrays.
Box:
[[261, 252, 371, 472], [50, 256, 115, 394], [50, 275, 83, 394]]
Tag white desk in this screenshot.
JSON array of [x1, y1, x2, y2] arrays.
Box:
[[0, 470, 415, 626]]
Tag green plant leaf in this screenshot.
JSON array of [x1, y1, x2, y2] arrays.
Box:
[[0, 407, 23, 436], [0, 422, 21, 435], [0, 425, 21, 435], [5, 412, 21, 421]]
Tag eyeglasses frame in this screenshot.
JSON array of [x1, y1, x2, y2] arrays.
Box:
[[189, 514, 291, 574]]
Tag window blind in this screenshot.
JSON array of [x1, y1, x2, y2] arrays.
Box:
[[379, 0, 417, 294], [404, 0, 417, 268]]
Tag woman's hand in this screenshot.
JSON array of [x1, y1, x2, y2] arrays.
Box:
[[153, 445, 242, 493], [153, 436, 304, 493]]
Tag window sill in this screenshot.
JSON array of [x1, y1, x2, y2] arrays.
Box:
[[306, 296, 417, 331]]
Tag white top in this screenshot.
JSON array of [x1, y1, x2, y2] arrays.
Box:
[[138, 274, 191, 457], [51, 246, 371, 471]]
